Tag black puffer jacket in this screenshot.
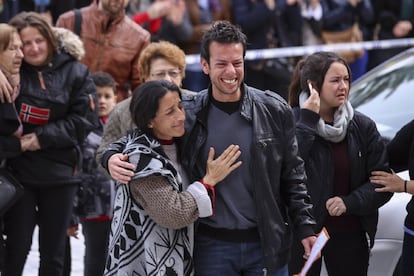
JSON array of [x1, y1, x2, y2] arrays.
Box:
[[9, 28, 99, 187], [181, 84, 316, 272], [293, 107, 393, 248]]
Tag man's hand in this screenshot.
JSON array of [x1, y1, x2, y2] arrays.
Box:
[[301, 235, 318, 260], [108, 153, 136, 184], [67, 224, 79, 239]]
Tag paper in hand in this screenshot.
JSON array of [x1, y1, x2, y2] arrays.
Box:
[[294, 227, 330, 276]]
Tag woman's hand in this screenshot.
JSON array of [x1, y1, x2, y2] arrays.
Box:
[[147, 0, 172, 19], [203, 145, 242, 186], [303, 83, 320, 114], [370, 170, 404, 193], [393, 21, 413, 38], [326, 196, 346, 216], [108, 153, 136, 184], [21, 133, 41, 151], [166, 0, 186, 25]]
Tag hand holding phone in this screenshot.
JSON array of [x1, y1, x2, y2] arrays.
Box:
[[308, 82, 313, 94], [303, 81, 320, 113]]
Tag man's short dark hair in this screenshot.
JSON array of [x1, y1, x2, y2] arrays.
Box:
[[200, 20, 247, 63]]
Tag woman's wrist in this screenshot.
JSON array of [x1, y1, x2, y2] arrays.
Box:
[[404, 180, 413, 194], [201, 177, 215, 186]]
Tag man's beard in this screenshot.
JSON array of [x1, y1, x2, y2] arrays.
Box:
[[102, 1, 125, 17]]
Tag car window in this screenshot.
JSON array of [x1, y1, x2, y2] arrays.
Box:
[[349, 50, 414, 140]]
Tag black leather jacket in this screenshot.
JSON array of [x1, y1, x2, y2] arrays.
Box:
[[293, 107, 393, 248], [181, 84, 316, 271]]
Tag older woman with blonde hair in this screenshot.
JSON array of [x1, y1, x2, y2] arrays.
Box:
[[96, 40, 195, 170], [0, 24, 23, 104], [0, 23, 24, 273]]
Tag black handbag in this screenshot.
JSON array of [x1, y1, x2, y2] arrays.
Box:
[[0, 168, 24, 216]]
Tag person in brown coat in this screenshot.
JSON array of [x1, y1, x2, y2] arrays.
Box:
[[56, 0, 150, 101]]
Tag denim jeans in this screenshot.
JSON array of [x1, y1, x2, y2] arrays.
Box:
[[194, 233, 288, 276]]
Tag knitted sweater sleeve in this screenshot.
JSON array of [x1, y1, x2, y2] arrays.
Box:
[[130, 175, 212, 229]]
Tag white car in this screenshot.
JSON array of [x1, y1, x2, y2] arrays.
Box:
[[322, 48, 414, 276]]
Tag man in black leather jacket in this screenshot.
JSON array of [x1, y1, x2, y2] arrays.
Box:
[[180, 20, 317, 275]]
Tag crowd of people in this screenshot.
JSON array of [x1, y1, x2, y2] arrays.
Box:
[[0, 0, 413, 276], [1, 0, 413, 89]]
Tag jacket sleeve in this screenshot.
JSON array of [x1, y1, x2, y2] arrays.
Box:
[[387, 120, 414, 172], [0, 136, 21, 159], [96, 103, 127, 169], [342, 116, 393, 216], [129, 175, 213, 229], [294, 107, 321, 161], [281, 105, 316, 240], [35, 65, 99, 149]]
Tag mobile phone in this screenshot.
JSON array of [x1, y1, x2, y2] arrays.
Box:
[[308, 82, 313, 94]]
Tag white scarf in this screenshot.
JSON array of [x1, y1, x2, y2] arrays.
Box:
[[299, 91, 354, 142]]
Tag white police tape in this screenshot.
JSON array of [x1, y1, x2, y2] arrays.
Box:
[[185, 38, 414, 65]]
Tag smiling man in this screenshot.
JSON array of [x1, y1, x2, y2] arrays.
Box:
[[180, 20, 317, 276]]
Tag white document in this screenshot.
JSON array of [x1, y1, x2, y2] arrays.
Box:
[[295, 227, 330, 276]]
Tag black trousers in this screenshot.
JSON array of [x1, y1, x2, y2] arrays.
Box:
[[3, 184, 77, 276], [81, 219, 111, 276], [289, 231, 369, 276]]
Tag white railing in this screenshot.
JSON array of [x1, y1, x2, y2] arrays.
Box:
[[185, 38, 414, 65]]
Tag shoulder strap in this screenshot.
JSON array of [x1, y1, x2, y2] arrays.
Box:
[[73, 9, 82, 37]]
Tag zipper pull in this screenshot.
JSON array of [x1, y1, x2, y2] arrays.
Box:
[[38, 71, 46, 90]]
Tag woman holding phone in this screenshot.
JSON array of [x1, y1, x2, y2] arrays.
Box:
[[287, 51, 392, 276]]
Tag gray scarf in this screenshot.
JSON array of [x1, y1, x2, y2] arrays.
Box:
[[299, 91, 354, 142]]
